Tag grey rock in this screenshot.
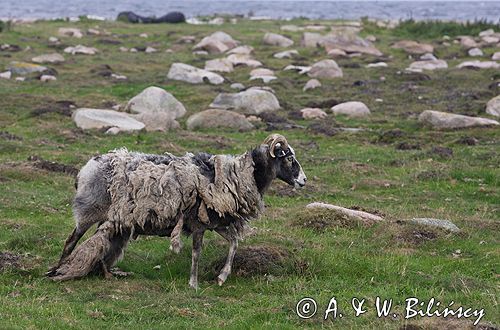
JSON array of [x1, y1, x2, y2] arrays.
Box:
[[125, 86, 186, 120], [306, 202, 384, 223], [273, 50, 299, 59], [167, 63, 224, 85], [418, 110, 499, 129], [210, 89, 280, 114], [331, 101, 371, 117], [73, 108, 145, 131], [8, 61, 47, 75], [263, 33, 294, 47], [468, 48, 483, 57], [456, 60, 500, 69], [408, 60, 448, 72], [391, 40, 433, 54], [32, 53, 65, 64], [486, 95, 500, 117], [204, 58, 234, 73], [303, 79, 321, 91], [410, 218, 460, 233], [308, 59, 343, 79]]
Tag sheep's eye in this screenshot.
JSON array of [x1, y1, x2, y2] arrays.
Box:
[[286, 156, 294, 162]]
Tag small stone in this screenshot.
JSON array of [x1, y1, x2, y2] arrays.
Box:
[[15, 77, 25, 81], [58, 28, 83, 38], [130, 48, 138, 53], [468, 48, 483, 57], [230, 83, 245, 90], [210, 89, 280, 114], [145, 47, 157, 53], [0, 71, 12, 79], [303, 79, 321, 91], [420, 53, 437, 61], [204, 58, 233, 73], [119, 47, 129, 52], [64, 45, 98, 55], [40, 75, 57, 82], [167, 63, 224, 85], [486, 95, 500, 117], [263, 33, 294, 47], [48, 36, 59, 43], [301, 108, 327, 119], [407, 60, 448, 72], [410, 218, 460, 233], [273, 50, 299, 59], [366, 62, 388, 68], [227, 45, 253, 55], [306, 202, 384, 224], [327, 49, 347, 57], [32, 53, 65, 64], [139, 33, 148, 38], [73, 108, 145, 132]]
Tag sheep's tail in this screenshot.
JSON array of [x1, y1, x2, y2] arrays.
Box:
[[48, 222, 130, 281]]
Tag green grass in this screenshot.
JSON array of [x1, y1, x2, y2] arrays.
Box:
[[391, 19, 500, 39], [0, 18, 499, 329]]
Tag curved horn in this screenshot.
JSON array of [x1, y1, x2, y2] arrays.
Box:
[[263, 134, 289, 158]]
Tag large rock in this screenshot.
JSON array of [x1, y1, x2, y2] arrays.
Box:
[[186, 109, 254, 131], [300, 32, 323, 48], [226, 54, 262, 67], [64, 45, 98, 55], [459, 36, 477, 49], [210, 89, 280, 114], [167, 63, 224, 85], [407, 59, 448, 72], [391, 40, 434, 55], [331, 101, 370, 117], [204, 58, 234, 72], [32, 53, 65, 64], [418, 110, 499, 129], [192, 31, 238, 54], [456, 61, 500, 69], [125, 86, 186, 119], [486, 95, 500, 117], [306, 202, 384, 224], [210, 31, 239, 49], [131, 112, 180, 131], [263, 33, 294, 47], [58, 28, 83, 38], [8, 61, 47, 75], [410, 218, 460, 233], [492, 52, 500, 61], [72, 108, 145, 132], [308, 59, 343, 79], [322, 33, 383, 56]]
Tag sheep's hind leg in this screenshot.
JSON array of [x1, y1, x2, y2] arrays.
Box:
[[188, 231, 204, 290], [215, 227, 238, 286], [169, 214, 184, 254], [46, 223, 94, 276]]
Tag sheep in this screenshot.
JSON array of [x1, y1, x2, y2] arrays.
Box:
[[47, 134, 307, 288]]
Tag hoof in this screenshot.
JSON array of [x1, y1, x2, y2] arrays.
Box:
[[217, 274, 228, 286], [188, 280, 198, 290], [45, 265, 60, 277]]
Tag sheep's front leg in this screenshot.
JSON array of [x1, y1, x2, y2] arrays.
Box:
[[215, 227, 238, 286], [189, 231, 204, 290]]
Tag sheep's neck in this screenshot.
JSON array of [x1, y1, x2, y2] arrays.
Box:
[[251, 148, 276, 195]]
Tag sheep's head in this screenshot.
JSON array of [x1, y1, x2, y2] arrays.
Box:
[[263, 134, 307, 188]]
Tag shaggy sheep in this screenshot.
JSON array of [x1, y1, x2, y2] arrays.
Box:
[[47, 134, 307, 288]]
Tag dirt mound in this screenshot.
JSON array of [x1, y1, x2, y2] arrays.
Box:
[[0, 251, 21, 271], [306, 98, 339, 109], [429, 146, 453, 158], [31, 100, 76, 117], [0, 131, 23, 141], [391, 220, 453, 246], [28, 155, 79, 177], [210, 245, 303, 277], [308, 119, 338, 136]]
